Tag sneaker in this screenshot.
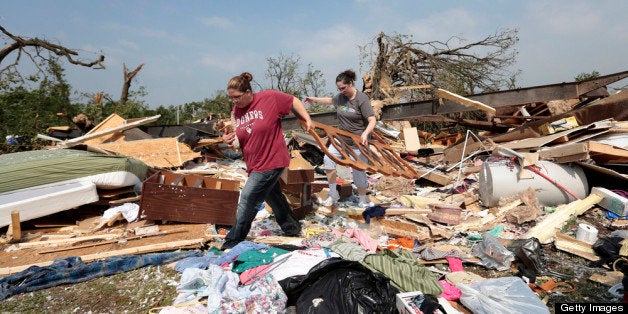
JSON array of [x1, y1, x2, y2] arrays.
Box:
[[321, 193, 340, 206], [357, 201, 374, 209]]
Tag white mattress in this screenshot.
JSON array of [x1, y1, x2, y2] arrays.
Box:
[[0, 180, 99, 228], [81, 171, 141, 190]]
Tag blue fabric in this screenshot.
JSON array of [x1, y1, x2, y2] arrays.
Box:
[[174, 251, 222, 272], [362, 205, 387, 223], [214, 241, 269, 265], [0, 250, 200, 300]]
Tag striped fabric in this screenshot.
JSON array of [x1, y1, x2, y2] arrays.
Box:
[[363, 248, 443, 295]]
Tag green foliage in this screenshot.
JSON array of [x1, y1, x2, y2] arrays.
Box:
[[0, 59, 72, 147], [574, 70, 600, 82]]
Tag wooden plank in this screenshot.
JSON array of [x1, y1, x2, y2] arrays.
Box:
[[83, 114, 127, 145], [375, 217, 431, 241], [588, 141, 628, 164], [437, 89, 496, 114], [403, 127, 421, 155], [10, 211, 21, 241], [0, 238, 206, 276], [554, 232, 600, 261], [9, 233, 123, 250], [62, 114, 161, 148], [539, 141, 628, 164]]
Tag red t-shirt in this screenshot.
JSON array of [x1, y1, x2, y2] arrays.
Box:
[[233, 90, 292, 174]]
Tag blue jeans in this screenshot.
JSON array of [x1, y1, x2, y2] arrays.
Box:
[[223, 168, 300, 248]]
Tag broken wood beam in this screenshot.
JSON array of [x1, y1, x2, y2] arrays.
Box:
[[37, 228, 188, 254], [554, 232, 600, 261], [436, 89, 496, 114], [7, 233, 123, 250], [0, 238, 206, 276], [522, 194, 603, 244]]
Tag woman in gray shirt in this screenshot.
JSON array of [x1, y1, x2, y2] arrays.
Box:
[[305, 70, 376, 208]]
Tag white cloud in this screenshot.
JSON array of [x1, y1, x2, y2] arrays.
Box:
[[200, 51, 261, 73], [199, 16, 234, 29], [406, 9, 478, 41], [524, 1, 603, 34], [297, 24, 364, 62]]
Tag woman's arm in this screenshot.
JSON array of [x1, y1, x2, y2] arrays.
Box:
[[291, 97, 313, 131], [304, 96, 333, 105], [360, 116, 377, 146]]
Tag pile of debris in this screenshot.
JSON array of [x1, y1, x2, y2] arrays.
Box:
[[0, 73, 627, 312]]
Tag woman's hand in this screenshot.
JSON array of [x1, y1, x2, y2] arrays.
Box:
[[222, 129, 236, 147], [304, 96, 314, 104], [303, 117, 313, 132], [360, 132, 369, 146]]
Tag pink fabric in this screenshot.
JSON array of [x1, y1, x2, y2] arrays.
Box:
[[332, 228, 378, 253], [439, 280, 461, 301], [446, 257, 464, 272], [239, 263, 274, 285]]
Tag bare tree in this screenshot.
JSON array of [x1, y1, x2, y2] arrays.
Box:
[[0, 24, 105, 85], [265, 53, 300, 94], [298, 63, 327, 97], [120, 63, 144, 107], [360, 29, 520, 101]]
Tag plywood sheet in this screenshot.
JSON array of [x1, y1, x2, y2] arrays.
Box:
[[95, 138, 200, 168]]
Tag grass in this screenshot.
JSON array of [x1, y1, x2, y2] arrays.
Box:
[[0, 265, 181, 313]]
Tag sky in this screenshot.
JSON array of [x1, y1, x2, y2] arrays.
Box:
[[2, 0, 627, 109]]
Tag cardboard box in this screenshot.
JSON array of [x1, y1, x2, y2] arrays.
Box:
[[591, 187, 628, 217], [540, 116, 579, 135], [280, 167, 314, 184], [140, 171, 240, 225], [396, 291, 423, 314], [280, 181, 314, 220]]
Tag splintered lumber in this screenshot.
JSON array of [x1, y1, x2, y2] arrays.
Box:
[[554, 233, 600, 261], [375, 217, 431, 241], [436, 89, 496, 114], [398, 195, 444, 209], [83, 113, 127, 145], [37, 228, 188, 254], [7, 233, 123, 250], [539, 141, 628, 164], [522, 194, 603, 244], [0, 238, 206, 276], [61, 114, 161, 148]]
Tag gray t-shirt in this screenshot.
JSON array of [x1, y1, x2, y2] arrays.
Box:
[[332, 91, 375, 141]]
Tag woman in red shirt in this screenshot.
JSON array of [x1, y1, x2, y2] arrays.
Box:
[[221, 72, 312, 250]]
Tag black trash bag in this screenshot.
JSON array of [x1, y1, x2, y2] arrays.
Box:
[[592, 236, 624, 268], [279, 257, 399, 314], [508, 237, 545, 282]]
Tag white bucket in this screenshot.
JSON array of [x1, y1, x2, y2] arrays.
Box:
[[479, 160, 588, 207]]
